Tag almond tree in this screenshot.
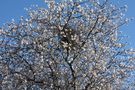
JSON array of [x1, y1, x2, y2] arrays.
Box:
[[0, 0, 135, 90]]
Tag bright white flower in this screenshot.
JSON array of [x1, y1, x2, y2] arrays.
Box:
[[0, 56, 2, 59], [21, 39, 29, 45], [0, 29, 2, 34]]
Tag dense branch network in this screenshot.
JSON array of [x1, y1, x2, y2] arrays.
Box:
[[0, 0, 135, 90]]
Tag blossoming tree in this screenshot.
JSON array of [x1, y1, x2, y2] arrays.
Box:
[[0, 0, 135, 89]]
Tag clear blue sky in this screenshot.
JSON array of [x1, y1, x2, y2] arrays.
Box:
[[0, 0, 135, 48], [121, 1, 135, 48]]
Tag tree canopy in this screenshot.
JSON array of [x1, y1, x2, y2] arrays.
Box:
[[0, 0, 135, 90]]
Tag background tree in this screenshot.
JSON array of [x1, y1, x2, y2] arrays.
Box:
[[0, 0, 135, 90]]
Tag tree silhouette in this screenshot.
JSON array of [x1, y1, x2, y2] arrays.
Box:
[[0, 0, 135, 90]]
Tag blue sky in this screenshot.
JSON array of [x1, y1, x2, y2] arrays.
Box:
[[0, 0, 135, 48], [121, 0, 135, 48], [0, 0, 45, 25]]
